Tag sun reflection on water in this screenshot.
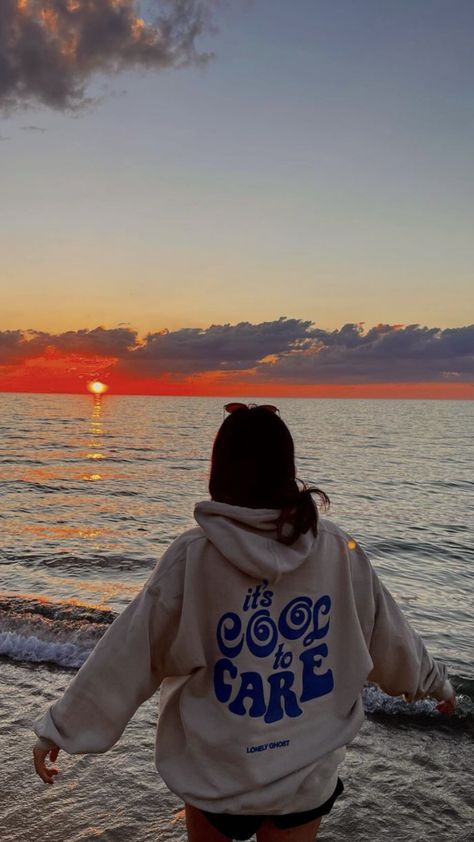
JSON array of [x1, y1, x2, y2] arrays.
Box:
[[19, 524, 109, 539], [86, 394, 104, 462]]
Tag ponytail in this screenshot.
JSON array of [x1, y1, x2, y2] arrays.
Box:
[[275, 481, 330, 545]]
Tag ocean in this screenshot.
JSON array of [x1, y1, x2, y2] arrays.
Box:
[[1, 393, 472, 841]]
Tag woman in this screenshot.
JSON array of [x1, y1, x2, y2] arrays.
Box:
[[33, 404, 456, 842]]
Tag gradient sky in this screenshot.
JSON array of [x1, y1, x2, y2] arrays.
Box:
[[0, 1, 473, 396]]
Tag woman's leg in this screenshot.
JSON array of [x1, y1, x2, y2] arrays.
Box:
[[256, 816, 321, 842], [185, 804, 232, 842]]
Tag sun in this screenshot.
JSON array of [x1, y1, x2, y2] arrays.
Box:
[[87, 380, 108, 395]]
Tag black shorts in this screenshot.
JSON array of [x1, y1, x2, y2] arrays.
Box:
[[200, 778, 344, 841]]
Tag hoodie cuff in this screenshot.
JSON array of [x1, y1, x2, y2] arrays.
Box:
[[34, 736, 58, 751], [431, 678, 454, 702]]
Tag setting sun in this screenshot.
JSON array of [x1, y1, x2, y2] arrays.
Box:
[[87, 380, 108, 395]]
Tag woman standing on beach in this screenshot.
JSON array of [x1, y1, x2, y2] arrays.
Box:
[[33, 404, 456, 842]]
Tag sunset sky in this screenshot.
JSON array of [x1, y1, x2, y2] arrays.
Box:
[[0, 0, 473, 397]]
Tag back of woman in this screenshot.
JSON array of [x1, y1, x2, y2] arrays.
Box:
[[33, 404, 455, 842]]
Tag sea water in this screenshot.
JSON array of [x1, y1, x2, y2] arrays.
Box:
[[0, 394, 472, 840]]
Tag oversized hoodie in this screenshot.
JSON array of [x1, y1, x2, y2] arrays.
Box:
[[34, 502, 453, 814]]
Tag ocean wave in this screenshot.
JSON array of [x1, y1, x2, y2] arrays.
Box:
[[0, 458, 43, 464], [367, 537, 473, 563], [0, 594, 114, 668], [0, 594, 116, 624], [0, 550, 154, 572], [3, 480, 74, 494]]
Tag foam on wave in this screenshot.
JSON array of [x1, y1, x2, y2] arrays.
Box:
[[0, 631, 91, 669]]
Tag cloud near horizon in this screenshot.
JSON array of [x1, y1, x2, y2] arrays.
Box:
[[1, 319, 473, 387], [0, 0, 217, 112]]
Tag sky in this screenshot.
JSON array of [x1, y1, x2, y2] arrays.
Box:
[[0, 0, 473, 397]]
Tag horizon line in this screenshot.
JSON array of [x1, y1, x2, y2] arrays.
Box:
[[1, 388, 472, 401]]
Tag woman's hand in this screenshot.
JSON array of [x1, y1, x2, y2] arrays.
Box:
[[402, 688, 457, 715], [33, 742, 60, 784], [436, 693, 457, 716]]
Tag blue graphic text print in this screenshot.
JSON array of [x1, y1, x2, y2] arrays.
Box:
[[213, 582, 334, 723]]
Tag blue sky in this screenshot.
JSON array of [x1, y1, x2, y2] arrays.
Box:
[[1, 0, 473, 339]]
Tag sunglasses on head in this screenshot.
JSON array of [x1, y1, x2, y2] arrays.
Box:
[[223, 402, 280, 419]]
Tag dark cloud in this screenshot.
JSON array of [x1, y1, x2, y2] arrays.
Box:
[[45, 325, 138, 355], [0, 329, 28, 362], [0, 326, 138, 363], [0, 0, 217, 113], [121, 318, 313, 375], [1, 321, 473, 384], [256, 323, 474, 384], [20, 124, 47, 131]]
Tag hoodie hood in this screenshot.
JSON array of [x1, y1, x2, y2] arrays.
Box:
[[193, 500, 316, 583]]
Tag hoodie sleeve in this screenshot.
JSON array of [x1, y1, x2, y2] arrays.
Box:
[[33, 583, 177, 754], [367, 574, 453, 701], [349, 541, 453, 702]]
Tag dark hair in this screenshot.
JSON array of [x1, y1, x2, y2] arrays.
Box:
[[209, 407, 330, 545]]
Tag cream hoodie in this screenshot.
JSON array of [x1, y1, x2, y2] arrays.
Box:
[[34, 502, 453, 814]]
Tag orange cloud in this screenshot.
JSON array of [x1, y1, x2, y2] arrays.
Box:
[[0, 349, 117, 394]]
